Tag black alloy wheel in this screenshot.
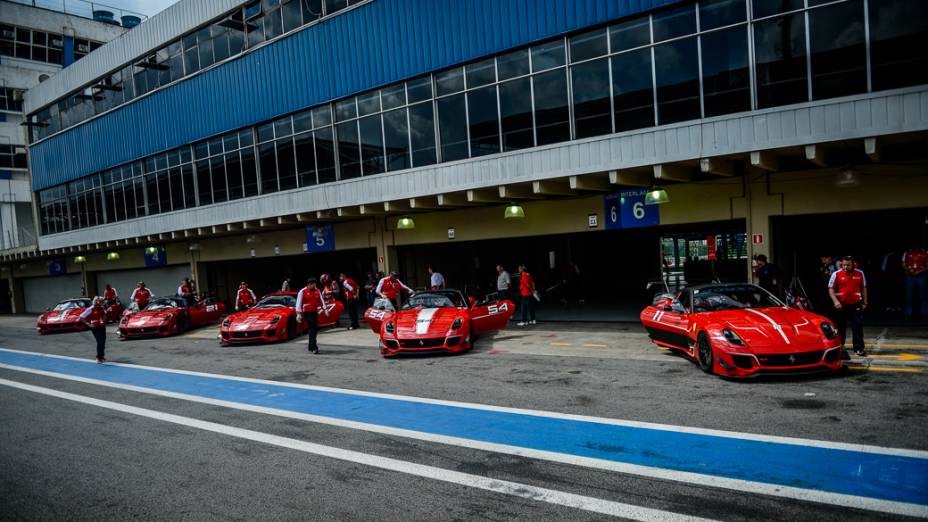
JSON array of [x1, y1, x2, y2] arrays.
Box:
[[697, 333, 715, 374]]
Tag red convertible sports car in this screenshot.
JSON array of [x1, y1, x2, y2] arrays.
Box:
[[118, 295, 225, 339], [219, 292, 344, 344], [364, 290, 515, 356], [36, 298, 92, 334], [640, 283, 843, 378]]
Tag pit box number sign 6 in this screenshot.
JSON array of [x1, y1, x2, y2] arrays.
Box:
[[603, 190, 660, 229]]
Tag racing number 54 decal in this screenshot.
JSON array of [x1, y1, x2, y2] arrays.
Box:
[[488, 302, 510, 315]]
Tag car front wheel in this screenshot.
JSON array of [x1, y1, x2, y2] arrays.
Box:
[[696, 333, 715, 374]]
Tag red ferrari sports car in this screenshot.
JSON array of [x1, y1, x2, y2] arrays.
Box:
[[118, 295, 225, 339], [36, 298, 92, 334], [640, 283, 843, 378], [364, 290, 515, 356], [219, 292, 344, 344]]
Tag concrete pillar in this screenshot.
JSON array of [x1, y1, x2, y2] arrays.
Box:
[[9, 270, 24, 313], [190, 250, 207, 297], [373, 216, 398, 274]]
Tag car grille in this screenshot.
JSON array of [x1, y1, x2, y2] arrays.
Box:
[[398, 338, 445, 349], [732, 355, 754, 370], [231, 331, 264, 339], [128, 327, 159, 334], [758, 350, 823, 367], [50, 323, 74, 329]]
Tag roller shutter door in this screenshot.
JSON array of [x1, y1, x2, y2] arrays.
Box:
[[23, 274, 83, 313], [95, 265, 192, 301]]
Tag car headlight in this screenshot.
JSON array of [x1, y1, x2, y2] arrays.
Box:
[[385, 322, 395, 334], [722, 328, 744, 346], [222, 318, 231, 328], [451, 318, 463, 330], [821, 322, 837, 340], [270, 315, 281, 325], [163, 313, 174, 322]]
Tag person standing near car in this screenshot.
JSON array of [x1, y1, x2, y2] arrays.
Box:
[[754, 254, 781, 297], [339, 273, 360, 329], [281, 277, 291, 292], [130, 282, 153, 309], [902, 246, 928, 321], [296, 277, 328, 354], [177, 277, 195, 306], [517, 264, 536, 326], [496, 264, 511, 301], [79, 297, 108, 364], [235, 282, 256, 312], [428, 266, 446, 290], [377, 271, 413, 310], [829, 255, 868, 356], [103, 284, 118, 303]]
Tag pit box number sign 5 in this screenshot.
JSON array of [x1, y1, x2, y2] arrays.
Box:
[[603, 190, 660, 229]]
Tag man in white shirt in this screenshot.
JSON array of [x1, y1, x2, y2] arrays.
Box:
[[428, 266, 445, 290], [496, 264, 511, 300]]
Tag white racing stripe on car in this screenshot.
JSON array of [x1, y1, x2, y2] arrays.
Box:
[[0, 378, 717, 522], [744, 309, 790, 344], [415, 308, 439, 335]]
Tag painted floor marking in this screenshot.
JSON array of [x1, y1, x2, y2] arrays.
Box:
[[845, 365, 924, 374], [0, 378, 715, 522], [0, 348, 926, 517]]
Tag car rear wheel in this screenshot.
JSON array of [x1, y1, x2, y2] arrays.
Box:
[[696, 332, 715, 374]]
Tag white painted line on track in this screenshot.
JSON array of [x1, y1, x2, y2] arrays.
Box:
[[0, 377, 714, 522], [1, 348, 922, 459], [1, 361, 926, 518]]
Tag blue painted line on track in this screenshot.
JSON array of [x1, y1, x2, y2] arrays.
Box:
[[1, 349, 926, 506]]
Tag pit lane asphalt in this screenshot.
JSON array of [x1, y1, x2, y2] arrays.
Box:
[[1, 317, 926, 521]]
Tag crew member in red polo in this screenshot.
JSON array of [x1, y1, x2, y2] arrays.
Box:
[[339, 273, 360, 330], [296, 277, 328, 354], [235, 282, 256, 312], [376, 271, 413, 310], [828, 255, 868, 356], [902, 246, 928, 321], [103, 284, 118, 302], [130, 282, 153, 309], [517, 264, 536, 326], [79, 297, 108, 364]]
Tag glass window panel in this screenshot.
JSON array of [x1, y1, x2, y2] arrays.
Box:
[[274, 116, 293, 138], [314, 127, 337, 183], [809, 0, 866, 100], [381, 83, 406, 110], [753, 0, 803, 19], [198, 38, 214, 69], [276, 137, 297, 190], [435, 67, 465, 95], [437, 94, 468, 161], [257, 123, 275, 142], [282, 0, 302, 32], [465, 58, 496, 87], [611, 48, 655, 132], [239, 129, 254, 148], [572, 58, 612, 138], [258, 142, 278, 193], [210, 155, 227, 202], [467, 85, 500, 157], [699, 0, 746, 31], [264, 8, 283, 39], [184, 46, 200, 73], [357, 91, 381, 116], [303, 0, 323, 21], [754, 13, 808, 108], [531, 40, 565, 72], [406, 75, 433, 103], [533, 68, 570, 146], [293, 111, 312, 132], [654, 6, 695, 42], [145, 173, 160, 214], [408, 103, 437, 167], [869, 0, 928, 91], [336, 122, 361, 179], [213, 32, 231, 62], [359, 115, 385, 175], [182, 164, 197, 207], [335, 97, 357, 121], [207, 138, 224, 157], [229, 26, 245, 55], [383, 108, 410, 171], [312, 105, 332, 127], [223, 133, 239, 152], [497, 48, 530, 80], [701, 26, 751, 117], [247, 16, 265, 47], [241, 146, 259, 197], [170, 167, 185, 209], [324, 0, 348, 15], [225, 152, 244, 200], [654, 37, 700, 124], [499, 77, 534, 151], [295, 132, 316, 186], [569, 28, 607, 62]]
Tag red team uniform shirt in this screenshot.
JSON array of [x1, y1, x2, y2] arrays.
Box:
[[298, 287, 323, 313], [829, 269, 866, 305]]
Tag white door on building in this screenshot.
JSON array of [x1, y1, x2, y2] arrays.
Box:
[[95, 265, 192, 302], [23, 274, 83, 313]]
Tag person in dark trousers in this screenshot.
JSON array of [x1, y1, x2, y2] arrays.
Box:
[[296, 278, 328, 354], [829, 256, 868, 357], [517, 264, 536, 326], [340, 273, 360, 329], [902, 246, 928, 321], [363, 272, 377, 308], [79, 297, 108, 363], [754, 254, 781, 297]]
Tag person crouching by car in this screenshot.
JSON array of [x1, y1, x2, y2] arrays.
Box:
[[296, 277, 328, 354], [828, 255, 868, 357], [79, 297, 108, 364], [517, 264, 536, 326], [235, 282, 256, 312]]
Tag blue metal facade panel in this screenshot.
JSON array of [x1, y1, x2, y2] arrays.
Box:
[[31, 0, 680, 190]]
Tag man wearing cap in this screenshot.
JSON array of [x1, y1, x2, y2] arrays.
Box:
[[296, 277, 328, 354], [828, 255, 868, 356], [376, 271, 413, 310], [130, 282, 153, 309], [235, 282, 256, 312], [79, 297, 108, 363]]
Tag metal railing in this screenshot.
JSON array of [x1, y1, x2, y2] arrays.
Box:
[[6, 0, 147, 26]]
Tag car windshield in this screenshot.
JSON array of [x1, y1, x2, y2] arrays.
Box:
[[144, 298, 181, 310], [692, 285, 784, 312], [402, 291, 466, 309], [255, 295, 296, 309], [54, 299, 90, 311]]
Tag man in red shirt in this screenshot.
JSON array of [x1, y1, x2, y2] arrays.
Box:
[[828, 256, 868, 356], [902, 247, 928, 321], [376, 272, 413, 310], [79, 297, 108, 363], [296, 277, 328, 354], [130, 282, 153, 309], [339, 273, 360, 330], [517, 264, 537, 326], [235, 282, 256, 312]]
